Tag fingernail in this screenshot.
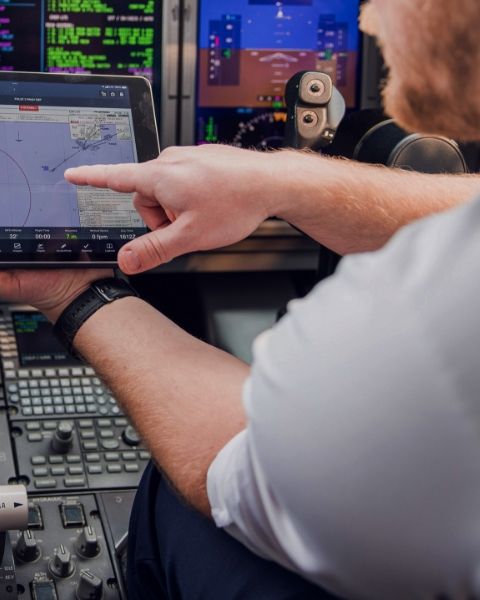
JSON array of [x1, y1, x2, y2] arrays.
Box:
[[122, 248, 141, 272]]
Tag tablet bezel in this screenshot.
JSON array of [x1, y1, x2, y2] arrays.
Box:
[[0, 71, 159, 268]]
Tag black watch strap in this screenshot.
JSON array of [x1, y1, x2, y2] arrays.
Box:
[[54, 278, 139, 357]]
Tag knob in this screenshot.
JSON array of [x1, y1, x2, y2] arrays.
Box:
[[15, 529, 40, 563], [50, 422, 74, 454], [76, 526, 100, 558], [303, 112, 315, 124], [49, 544, 74, 578], [76, 570, 103, 600], [122, 425, 140, 446]]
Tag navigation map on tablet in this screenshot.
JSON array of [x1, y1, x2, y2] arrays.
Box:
[[0, 77, 152, 264], [0, 84, 140, 229]]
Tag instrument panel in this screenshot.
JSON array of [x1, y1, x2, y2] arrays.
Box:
[[0, 304, 143, 599]]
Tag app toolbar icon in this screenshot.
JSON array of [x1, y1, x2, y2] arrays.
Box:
[[36, 243, 44, 251], [13, 243, 21, 250]]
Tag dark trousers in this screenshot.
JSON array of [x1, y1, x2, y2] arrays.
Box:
[[127, 462, 340, 600]]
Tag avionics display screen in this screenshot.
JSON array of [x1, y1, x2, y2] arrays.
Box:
[[0, 1, 161, 86], [196, 0, 361, 149], [0, 73, 158, 265], [13, 311, 79, 366]]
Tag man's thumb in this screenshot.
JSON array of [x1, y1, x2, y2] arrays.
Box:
[[118, 219, 188, 274]]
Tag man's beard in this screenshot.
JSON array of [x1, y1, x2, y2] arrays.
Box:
[[360, 0, 480, 142], [359, 2, 380, 39]]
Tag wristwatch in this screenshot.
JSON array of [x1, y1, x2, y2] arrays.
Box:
[[54, 278, 139, 357]]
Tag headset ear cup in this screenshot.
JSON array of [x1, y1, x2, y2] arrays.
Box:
[[388, 135, 467, 174], [327, 110, 468, 174], [325, 109, 387, 158], [354, 120, 406, 164], [355, 121, 468, 173]]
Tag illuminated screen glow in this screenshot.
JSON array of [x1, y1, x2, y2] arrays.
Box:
[[196, 0, 361, 148]]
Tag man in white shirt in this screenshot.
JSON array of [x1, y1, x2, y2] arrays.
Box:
[[3, 1, 480, 598]]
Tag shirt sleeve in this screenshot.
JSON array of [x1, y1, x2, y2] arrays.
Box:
[[207, 198, 480, 600]]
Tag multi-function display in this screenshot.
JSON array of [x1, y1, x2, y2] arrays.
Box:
[[13, 311, 78, 366], [0, 1, 160, 83]]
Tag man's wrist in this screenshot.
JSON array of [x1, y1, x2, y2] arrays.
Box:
[[273, 151, 341, 226], [269, 150, 323, 222], [53, 278, 139, 357], [43, 284, 92, 324], [252, 150, 300, 221]]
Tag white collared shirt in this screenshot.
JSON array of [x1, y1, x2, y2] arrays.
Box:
[[208, 195, 480, 600]]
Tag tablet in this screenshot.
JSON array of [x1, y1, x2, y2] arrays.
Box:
[[0, 72, 159, 267]]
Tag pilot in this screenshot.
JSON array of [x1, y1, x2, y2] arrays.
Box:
[[3, 1, 480, 598]]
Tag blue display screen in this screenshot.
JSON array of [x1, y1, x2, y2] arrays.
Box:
[[198, 0, 360, 53], [196, 0, 361, 148]]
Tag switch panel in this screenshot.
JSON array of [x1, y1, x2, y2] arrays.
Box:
[[13, 419, 150, 492], [0, 305, 149, 599], [12, 495, 120, 599]]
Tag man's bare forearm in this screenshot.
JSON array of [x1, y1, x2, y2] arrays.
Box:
[[66, 147, 480, 272], [274, 152, 480, 255], [72, 297, 249, 515]]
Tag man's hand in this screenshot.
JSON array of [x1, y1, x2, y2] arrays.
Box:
[[0, 269, 112, 322], [65, 145, 287, 274], [66, 144, 480, 267]]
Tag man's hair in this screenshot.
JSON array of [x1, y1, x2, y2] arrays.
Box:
[[365, 1, 480, 142]]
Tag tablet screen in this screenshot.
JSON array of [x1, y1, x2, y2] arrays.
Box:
[[0, 76, 154, 265]]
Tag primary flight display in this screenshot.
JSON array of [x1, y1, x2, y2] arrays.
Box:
[[196, 0, 361, 148]]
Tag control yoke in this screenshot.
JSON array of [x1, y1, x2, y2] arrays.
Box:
[[285, 71, 346, 151]]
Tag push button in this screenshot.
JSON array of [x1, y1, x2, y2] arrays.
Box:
[[34, 479, 57, 489], [31, 578, 58, 600], [59, 501, 86, 528], [27, 504, 44, 530]]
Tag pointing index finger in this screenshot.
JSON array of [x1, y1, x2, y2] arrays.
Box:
[[64, 163, 147, 193]]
